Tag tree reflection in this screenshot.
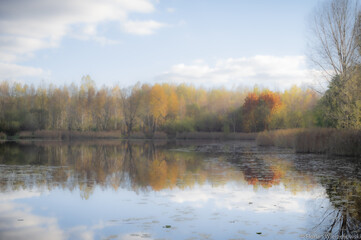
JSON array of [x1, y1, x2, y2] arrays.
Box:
[[0, 141, 322, 195], [312, 178, 361, 239], [0, 141, 239, 195]]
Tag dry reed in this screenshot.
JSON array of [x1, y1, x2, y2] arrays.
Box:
[[176, 132, 257, 140], [256, 129, 302, 148], [18, 130, 123, 139], [257, 128, 361, 156]]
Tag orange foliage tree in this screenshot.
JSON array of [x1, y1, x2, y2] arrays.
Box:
[[242, 90, 282, 132]]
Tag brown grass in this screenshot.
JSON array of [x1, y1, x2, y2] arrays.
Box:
[[175, 132, 257, 140], [256, 129, 302, 148], [34, 130, 63, 139], [18, 131, 33, 138], [328, 130, 361, 156], [225, 132, 257, 140], [294, 128, 335, 154], [18, 130, 123, 139], [66, 131, 123, 139], [152, 131, 168, 139], [129, 132, 146, 139], [257, 128, 361, 156]]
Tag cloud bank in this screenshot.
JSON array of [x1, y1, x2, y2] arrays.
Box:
[[158, 56, 321, 90]]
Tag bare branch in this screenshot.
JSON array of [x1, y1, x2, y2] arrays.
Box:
[[308, 0, 360, 82]]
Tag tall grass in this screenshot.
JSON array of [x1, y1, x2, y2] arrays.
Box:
[[294, 128, 335, 154], [257, 128, 361, 157], [256, 129, 302, 148]]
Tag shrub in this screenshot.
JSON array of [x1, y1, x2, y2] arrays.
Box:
[[18, 131, 33, 138], [129, 132, 146, 139], [0, 132, 6, 140], [153, 131, 168, 139]]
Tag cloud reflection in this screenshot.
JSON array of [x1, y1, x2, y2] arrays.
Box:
[[0, 191, 64, 240], [167, 183, 326, 214]]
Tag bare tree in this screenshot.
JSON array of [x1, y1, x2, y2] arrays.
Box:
[[308, 0, 360, 81]]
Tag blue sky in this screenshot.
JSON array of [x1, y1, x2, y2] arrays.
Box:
[[0, 0, 320, 90]]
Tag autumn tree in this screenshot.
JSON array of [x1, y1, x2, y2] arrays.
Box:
[[167, 90, 179, 119], [270, 86, 318, 129], [257, 91, 282, 130], [242, 92, 259, 132], [149, 84, 167, 133], [120, 85, 142, 137]]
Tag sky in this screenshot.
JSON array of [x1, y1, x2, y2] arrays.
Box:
[[0, 0, 321, 90]]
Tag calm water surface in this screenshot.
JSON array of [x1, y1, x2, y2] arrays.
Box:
[[0, 140, 360, 240]]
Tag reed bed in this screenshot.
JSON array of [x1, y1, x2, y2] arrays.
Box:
[[256, 129, 302, 148], [257, 128, 361, 156], [294, 128, 335, 154]]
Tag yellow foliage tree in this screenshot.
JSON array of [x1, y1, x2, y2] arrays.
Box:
[[149, 84, 167, 132]]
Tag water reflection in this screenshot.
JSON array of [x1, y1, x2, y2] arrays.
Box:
[[0, 140, 360, 239], [0, 141, 317, 194]]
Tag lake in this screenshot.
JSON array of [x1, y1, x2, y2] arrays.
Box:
[[0, 140, 360, 240]]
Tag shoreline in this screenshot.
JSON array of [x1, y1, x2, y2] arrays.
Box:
[[2, 130, 257, 141], [2, 128, 360, 157]]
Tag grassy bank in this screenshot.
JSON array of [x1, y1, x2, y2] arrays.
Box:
[[257, 128, 361, 156]]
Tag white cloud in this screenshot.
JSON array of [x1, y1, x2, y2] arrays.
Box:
[[158, 56, 322, 90], [0, 0, 166, 80], [0, 190, 42, 202], [166, 8, 175, 13], [120, 232, 154, 240], [0, 0, 164, 62], [122, 20, 167, 35], [0, 62, 46, 80]]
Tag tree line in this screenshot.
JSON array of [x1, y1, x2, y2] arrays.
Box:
[[0, 77, 320, 137]]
